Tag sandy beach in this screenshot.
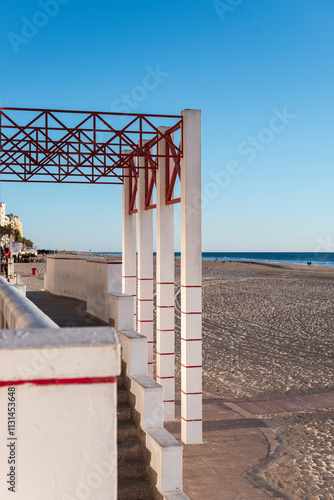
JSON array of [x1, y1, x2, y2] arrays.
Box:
[[14, 257, 334, 499], [173, 260, 334, 500]]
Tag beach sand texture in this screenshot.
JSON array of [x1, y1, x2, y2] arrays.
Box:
[[14, 258, 334, 499], [173, 260, 334, 500]]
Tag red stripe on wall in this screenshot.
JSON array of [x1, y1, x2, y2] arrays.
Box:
[[0, 376, 117, 387]]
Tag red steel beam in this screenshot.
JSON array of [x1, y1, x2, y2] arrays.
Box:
[[0, 107, 182, 185]]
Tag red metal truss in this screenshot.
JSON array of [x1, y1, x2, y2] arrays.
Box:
[[145, 149, 156, 210], [165, 133, 181, 205], [0, 107, 182, 185], [128, 159, 138, 214]]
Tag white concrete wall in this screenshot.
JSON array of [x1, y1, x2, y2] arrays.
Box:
[[0, 326, 120, 500], [45, 256, 122, 324]]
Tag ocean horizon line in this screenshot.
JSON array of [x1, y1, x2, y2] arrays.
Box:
[[80, 251, 334, 269]]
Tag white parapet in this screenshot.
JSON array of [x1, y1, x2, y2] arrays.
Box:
[[117, 327, 188, 498], [0, 326, 121, 500], [146, 427, 183, 493], [0, 276, 57, 330], [118, 329, 148, 377], [108, 292, 135, 331], [45, 255, 122, 324]]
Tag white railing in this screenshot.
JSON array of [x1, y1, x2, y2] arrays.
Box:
[[0, 276, 57, 329]]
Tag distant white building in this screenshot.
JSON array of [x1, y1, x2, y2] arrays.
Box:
[[0, 202, 9, 227], [7, 213, 23, 236]]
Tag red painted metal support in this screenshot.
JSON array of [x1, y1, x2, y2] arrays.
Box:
[[165, 133, 181, 205], [0, 107, 182, 182]]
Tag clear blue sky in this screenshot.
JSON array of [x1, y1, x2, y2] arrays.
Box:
[[0, 0, 333, 252]]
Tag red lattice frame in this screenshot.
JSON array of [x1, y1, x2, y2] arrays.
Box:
[[0, 107, 182, 187]]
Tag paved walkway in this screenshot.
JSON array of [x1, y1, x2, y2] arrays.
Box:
[[27, 291, 103, 327], [166, 391, 285, 500], [233, 392, 334, 417]]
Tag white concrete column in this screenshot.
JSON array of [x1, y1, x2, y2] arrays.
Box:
[[137, 144, 154, 377], [156, 127, 175, 421], [122, 151, 137, 330], [180, 109, 202, 444]]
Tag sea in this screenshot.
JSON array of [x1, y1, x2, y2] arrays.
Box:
[[89, 252, 334, 268]]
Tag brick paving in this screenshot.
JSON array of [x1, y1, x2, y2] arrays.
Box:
[[165, 391, 285, 500], [234, 392, 334, 416]]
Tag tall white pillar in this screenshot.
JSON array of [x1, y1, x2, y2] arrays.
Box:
[[137, 144, 154, 377], [122, 151, 137, 330], [180, 109, 202, 444], [156, 127, 175, 421]]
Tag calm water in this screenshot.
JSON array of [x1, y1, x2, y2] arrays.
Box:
[[90, 252, 334, 268]]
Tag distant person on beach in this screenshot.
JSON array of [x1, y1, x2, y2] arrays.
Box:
[[3, 246, 12, 278]]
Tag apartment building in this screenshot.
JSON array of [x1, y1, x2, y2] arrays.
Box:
[[0, 202, 9, 227], [7, 213, 23, 236]]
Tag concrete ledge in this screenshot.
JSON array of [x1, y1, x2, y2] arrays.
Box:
[[146, 427, 183, 493], [108, 292, 134, 331], [131, 375, 164, 429], [0, 327, 121, 381], [118, 330, 147, 377]]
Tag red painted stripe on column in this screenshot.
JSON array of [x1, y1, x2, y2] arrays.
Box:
[[181, 417, 202, 422], [181, 311, 202, 315], [137, 319, 154, 323], [138, 298, 153, 302], [157, 329, 174, 332], [156, 375, 175, 380], [157, 352, 174, 356], [138, 278, 153, 280], [156, 282, 174, 285], [156, 305, 174, 308], [0, 376, 117, 387], [147, 341, 154, 344], [163, 400, 175, 403], [181, 391, 202, 395], [181, 364, 202, 369], [181, 338, 202, 342], [122, 275, 137, 278]]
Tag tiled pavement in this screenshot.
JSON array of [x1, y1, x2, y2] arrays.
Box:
[[233, 392, 334, 416], [165, 391, 286, 500]]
